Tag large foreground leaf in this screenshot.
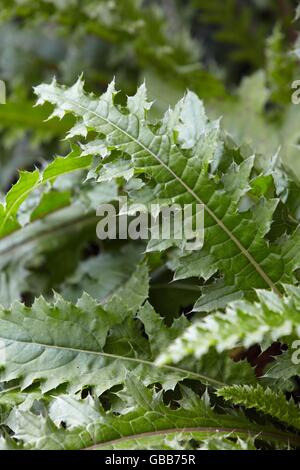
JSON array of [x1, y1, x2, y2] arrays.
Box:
[[34, 78, 300, 305], [5, 378, 299, 450]]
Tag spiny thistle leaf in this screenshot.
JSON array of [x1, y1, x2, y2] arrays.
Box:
[[198, 435, 256, 451], [0, 263, 224, 393], [217, 385, 300, 431], [34, 78, 300, 307], [156, 285, 300, 365], [5, 377, 299, 450], [2, 0, 300, 452]]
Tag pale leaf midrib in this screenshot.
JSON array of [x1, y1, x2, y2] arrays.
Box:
[[84, 426, 300, 449], [0, 211, 97, 258]]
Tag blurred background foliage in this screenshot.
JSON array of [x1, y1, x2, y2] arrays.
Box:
[[1, 0, 300, 308], [1, 0, 300, 190]]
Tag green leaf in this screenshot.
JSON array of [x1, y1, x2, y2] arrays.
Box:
[[61, 243, 144, 302], [0, 263, 223, 392], [156, 286, 300, 365], [263, 350, 300, 392], [34, 78, 300, 304], [198, 435, 256, 450], [5, 378, 299, 450], [218, 384, 300, 431], [137, 301, 189, 357], [0, 264, 151, 393], [0, 146, 92, 239]]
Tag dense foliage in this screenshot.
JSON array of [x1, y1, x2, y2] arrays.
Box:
[[1, 0, 300, 451]]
